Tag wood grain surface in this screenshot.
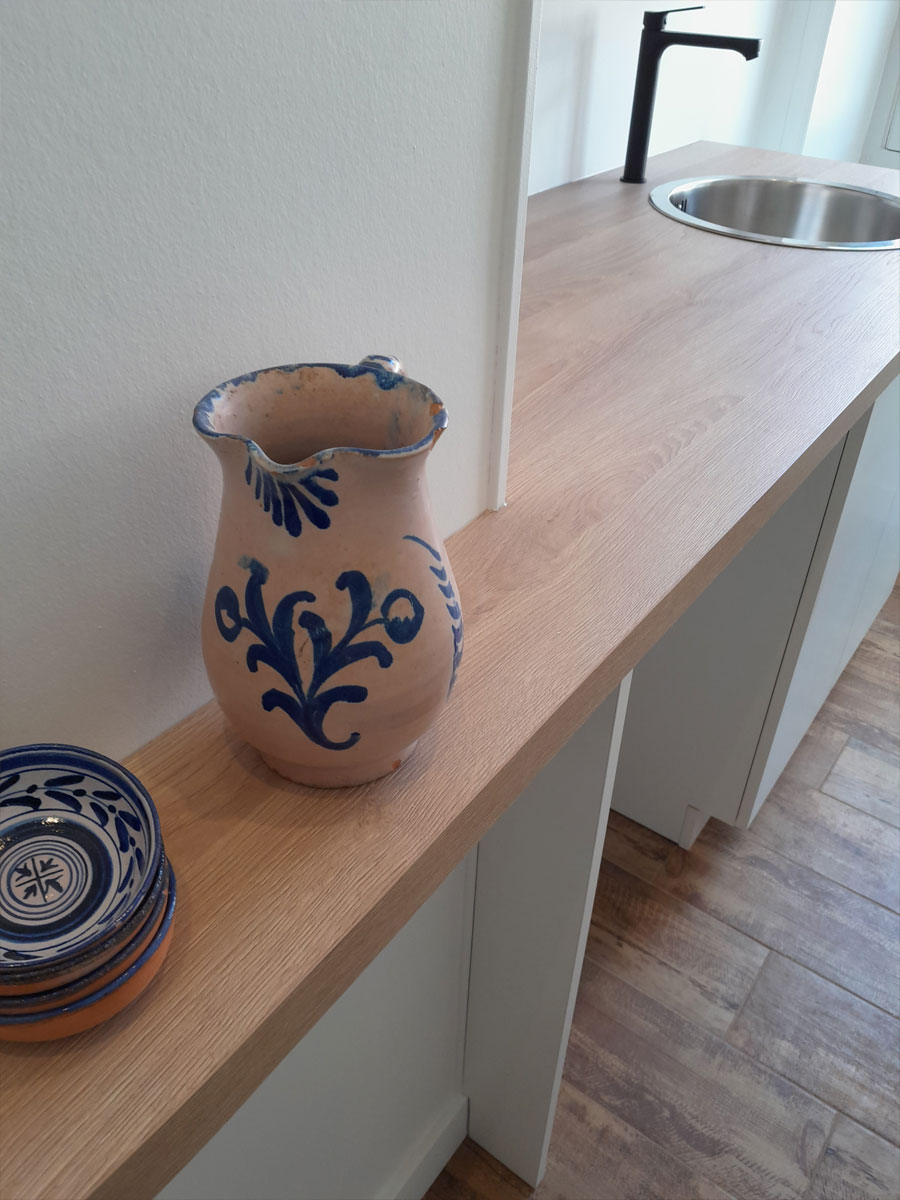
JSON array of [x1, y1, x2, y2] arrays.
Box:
[[564, 960, 833, 1200], [823, 738, 900, 826], [528, 1081, 736, 1200], [604, 813, 900, 1017], [781, 711, 850, 789], [806, 1116, 900, 1200], [2, 142, 898, 1200], [587, 861, 768, 1036], [747, 777, 900, 910], [425, 1139, 533, 1200], [728, 952, 900, 1144]]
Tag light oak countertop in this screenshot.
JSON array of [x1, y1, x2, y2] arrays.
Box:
[[2, 142, 897, 1200]]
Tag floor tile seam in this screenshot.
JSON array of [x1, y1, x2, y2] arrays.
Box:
[[711, 936, 900, 1022], [722, 948, 773, 1041], [606, 840, 900, 994], [736, 819, 900, 915], [673, 824, 900, 921], [560, 1051, 815, 1200], [589, 897, 900, 1023], [548, 1075, 745, 1200], [800, 1109, 839, 1200], [602, 849, 900, 1012], [816, 779, 900, 831], [572, 986, 900, 1179], [721, 1045, 900, 1149], [804, 728, 850, 790], [570, 961, 843, 1129], [586, 894, 777, 1022], [588, 870, 773, 961]]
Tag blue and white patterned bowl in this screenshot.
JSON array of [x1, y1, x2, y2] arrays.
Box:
[[0, 855, 168, 992], [0, 745, 162, 971], [0, 860, 171, 1012]]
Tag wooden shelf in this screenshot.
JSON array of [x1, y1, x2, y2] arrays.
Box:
[[2, 142, 897, 1200]]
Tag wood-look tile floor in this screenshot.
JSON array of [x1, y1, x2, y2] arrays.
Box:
[[427, 583, 900, 1200]]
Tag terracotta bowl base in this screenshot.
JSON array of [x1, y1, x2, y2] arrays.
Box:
[[0, 922, 174, 1042], [0, 887, 170, 1017]]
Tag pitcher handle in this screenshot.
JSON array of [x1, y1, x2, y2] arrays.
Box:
[[358, 354, 405, 376]]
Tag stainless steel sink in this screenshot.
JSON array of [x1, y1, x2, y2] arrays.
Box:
[[649, 175, 900, 250]]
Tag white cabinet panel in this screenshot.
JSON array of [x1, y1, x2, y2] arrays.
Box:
[[464, 680, 631, 1186], [160, 854, 475, 1200], [744, 379, 900, 821], [159, 681, 634, 1200], [611, 442, 844, 844]]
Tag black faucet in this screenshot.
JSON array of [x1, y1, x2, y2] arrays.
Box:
[[621, 6, 761, 184]]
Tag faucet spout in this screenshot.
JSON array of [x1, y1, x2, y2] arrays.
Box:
[[621, 7, 762, 184], [664, 31, 761, 60]]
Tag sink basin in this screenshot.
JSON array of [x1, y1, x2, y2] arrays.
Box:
[[649, 175, 900, 250]]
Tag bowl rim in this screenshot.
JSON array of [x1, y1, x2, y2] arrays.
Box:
[[0, 743, 162, 970], [0, 867, 176, 1024]]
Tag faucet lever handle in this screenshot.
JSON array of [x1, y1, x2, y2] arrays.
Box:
[[643, 6, 703, 31]]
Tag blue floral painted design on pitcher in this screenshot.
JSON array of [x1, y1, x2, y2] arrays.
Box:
[[243, 453, 340, 538], [215, 557, 425, 750], [404, 535, 463, 695]]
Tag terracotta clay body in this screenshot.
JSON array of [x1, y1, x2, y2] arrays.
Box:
[[194, 357, 462, 787]]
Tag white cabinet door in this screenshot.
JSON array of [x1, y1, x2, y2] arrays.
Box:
[[464, 680, 631, 1187], [160, 856, 476, 1200], [741, 378, 900, 824], [611, 440, 845, 845]]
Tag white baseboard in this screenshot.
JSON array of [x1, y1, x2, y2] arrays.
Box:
[[377, 1094, 468, 1200]]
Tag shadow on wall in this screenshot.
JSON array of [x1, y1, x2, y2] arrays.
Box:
[[567, 10, 599, 187], [804, 0, 900, 164]]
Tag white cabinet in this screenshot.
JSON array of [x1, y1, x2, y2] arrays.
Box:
[[159, 854, 476, 1200], [612, 379, 899, 846], [740, 378, 900, 823], [160, 683, 631, 1200]]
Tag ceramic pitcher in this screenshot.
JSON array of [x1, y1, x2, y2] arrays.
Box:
[[193, 356, 462, 787]]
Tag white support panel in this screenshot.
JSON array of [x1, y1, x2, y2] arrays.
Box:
[[611, 441, 844, 842], [487, 0, 541, 509], [159, 852, 476, 1200], [743, 378, 900, 823], [736, 408, 870, 825], [463, 676, 631, 1188], [834, 380, 900, 669], [860, 14, 900, 167], [678, 804, 710, 850]]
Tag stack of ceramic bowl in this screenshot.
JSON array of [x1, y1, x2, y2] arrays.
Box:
[[0, 743, 175, 1042]]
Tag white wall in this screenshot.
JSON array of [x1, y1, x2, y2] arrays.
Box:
[[529, 0, 784, 194], [1, 1, 531, 757], [860, 15, 900, 167], [805, 0, 900, 162], [529, 0, 900, 194]]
